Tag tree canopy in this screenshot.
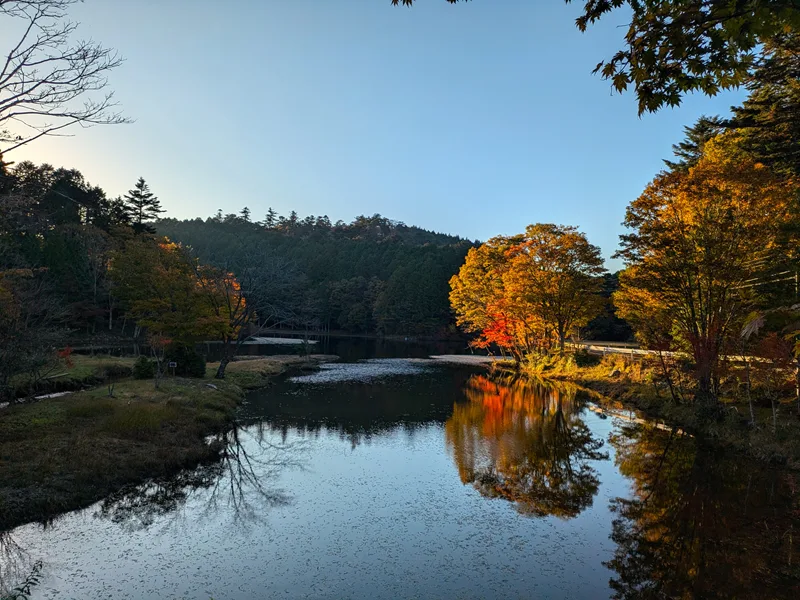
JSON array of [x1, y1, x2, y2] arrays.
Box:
[[449, 224, 605, 357], [615, 133, 798, 399]]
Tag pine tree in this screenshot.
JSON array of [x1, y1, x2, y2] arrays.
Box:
[[123, 177, 163, 234], [730, 34, 800, 177], [264, 207, 277, 229], [663, 116, 726, 172], [240, 206, 251, 222]]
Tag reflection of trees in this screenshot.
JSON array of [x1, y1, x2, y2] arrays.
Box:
[[0, 532, 29, 596], [607, 425, 800, 599], [445, 374, 606, 519], [249, 368, 475, 449], [95, 425, 302, 530]]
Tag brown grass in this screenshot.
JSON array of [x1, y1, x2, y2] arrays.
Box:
[[522, 353, 800, 469]]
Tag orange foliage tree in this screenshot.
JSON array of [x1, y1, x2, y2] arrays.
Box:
[[449, 225, 605, 359], [615, 133, 797, 402]]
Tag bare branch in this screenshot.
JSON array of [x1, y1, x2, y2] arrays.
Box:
[[0, 0, 129, 154]]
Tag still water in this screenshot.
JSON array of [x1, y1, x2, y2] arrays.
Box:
[[2, 359, 799, 599]]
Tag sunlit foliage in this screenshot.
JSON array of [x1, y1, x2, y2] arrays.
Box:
[[449, 224, 605, 357], [615, 133, 798, 400]]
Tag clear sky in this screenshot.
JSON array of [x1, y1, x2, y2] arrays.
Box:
[[7, 0, 746, 267]]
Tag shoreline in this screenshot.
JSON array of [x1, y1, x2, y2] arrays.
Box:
[[496, 357, 800, 470], [0, 354, 335, 532]]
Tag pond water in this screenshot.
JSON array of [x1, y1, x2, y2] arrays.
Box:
[[2, 359, 799, 599]]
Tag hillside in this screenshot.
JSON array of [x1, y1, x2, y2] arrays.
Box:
[[157, 212, 474, 336]]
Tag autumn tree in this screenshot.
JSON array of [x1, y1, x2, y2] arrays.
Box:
[[450, 225, 605, 357], [109, 238, 223, 383], [615, 133, 797, 402], [504, 224, 605, 352], [392, 1, 800, 115], [449, 234, 536, 359]]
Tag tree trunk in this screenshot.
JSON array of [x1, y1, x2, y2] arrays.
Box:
[[215, 357, 230, 379], [744, 357, 755, 426], [795, 358, 800, 417]]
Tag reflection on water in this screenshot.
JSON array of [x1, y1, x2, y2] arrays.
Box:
[[1, 360, 799, 599], [607, 424, 800, 599], [0, 531, 30, 597], [446, 375, 606, 518], [94, 426, 303, 532], [242, 360, 475, 448]]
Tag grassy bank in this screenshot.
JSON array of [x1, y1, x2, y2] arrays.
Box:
[[508, 353, 800, 469], [0, 354, 331, 531]]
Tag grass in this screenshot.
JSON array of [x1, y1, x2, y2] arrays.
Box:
[[8, 354, 137, 399], [0, 355, 329, 531], [511, 352, 800, 469]]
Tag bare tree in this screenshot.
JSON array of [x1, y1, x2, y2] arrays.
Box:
[[195, 251, 302, 379], [0, 0, 128, 154]]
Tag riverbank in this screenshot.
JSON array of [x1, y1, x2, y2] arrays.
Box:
[[0, 354, 334, 531], [507, 353, 800, 469]]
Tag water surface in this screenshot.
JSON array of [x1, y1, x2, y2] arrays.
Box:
[[2, 359, 798, 599]]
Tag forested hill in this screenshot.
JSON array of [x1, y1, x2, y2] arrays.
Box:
[[157, 212, 475, 336]]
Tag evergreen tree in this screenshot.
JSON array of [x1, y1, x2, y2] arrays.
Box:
[[264, 207, 277, 229], [663, 116, 726, 172], [240, 206, 251, 222], [731, 34, 800, 177], [123, 177, 163, 234]]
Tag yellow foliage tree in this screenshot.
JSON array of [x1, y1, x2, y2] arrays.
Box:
[[615, 133, 797, 401], [109, 238, 227, 349], [505, 224, 605, 352]]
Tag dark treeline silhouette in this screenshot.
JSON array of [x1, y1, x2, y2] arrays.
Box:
[[158, 210, 474, 337]]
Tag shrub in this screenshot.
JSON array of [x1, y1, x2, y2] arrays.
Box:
[[164, 344, 206, 378], [102, 363, 134, 379], [574, 349, 601, 368], [133, 356, 156, 379]]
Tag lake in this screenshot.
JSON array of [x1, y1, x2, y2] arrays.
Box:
[[2, 358, 798, 599]]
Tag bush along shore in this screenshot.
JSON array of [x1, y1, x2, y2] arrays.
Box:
[[0, 353, 334, 532], [499, 351, 800, 470]]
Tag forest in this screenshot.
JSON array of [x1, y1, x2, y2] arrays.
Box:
[[157, 212, 474, 337]]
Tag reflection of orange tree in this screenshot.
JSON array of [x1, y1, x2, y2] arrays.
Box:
[[445, 374, 606, 519], [607, 425, 800, 599]]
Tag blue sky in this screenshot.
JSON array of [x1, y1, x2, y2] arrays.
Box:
[[8, 0, 746, 266]]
